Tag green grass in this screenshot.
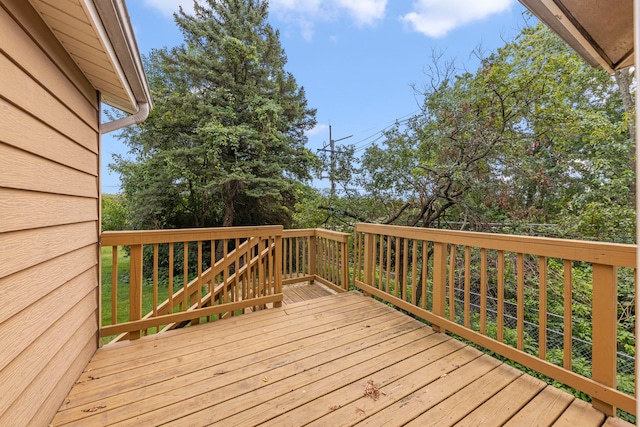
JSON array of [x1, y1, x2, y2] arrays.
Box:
[[100, 246, 171, 344], [100, 246, 130, 328]]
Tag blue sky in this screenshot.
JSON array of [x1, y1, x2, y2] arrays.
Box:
[[101, 0, 532, 193]]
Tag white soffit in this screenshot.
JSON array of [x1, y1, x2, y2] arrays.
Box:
[[519, 0, 634, 73], [28, 0, 139, 113]]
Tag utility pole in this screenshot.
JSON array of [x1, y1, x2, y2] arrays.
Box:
[[318, 125, 352, 199]]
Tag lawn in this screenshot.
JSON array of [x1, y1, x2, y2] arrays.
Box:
[[100, 246, 170, 343]]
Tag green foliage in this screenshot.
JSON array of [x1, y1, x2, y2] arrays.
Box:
[[101, 194, 129, 231], [112, 0, 318, 230], [318, 23, 635, 244]]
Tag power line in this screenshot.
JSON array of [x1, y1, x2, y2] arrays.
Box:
[[350, 112, 417, 149], [317, 125, 352, 198]]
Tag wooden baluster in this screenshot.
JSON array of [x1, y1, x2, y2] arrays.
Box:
[[497, 250, 504, 341], [153, 244, 159, 332], [563, 259, 573, 370], [309, 233, 316, 284], [464, 246, 471, 329], [432, 242, 447, 333], [198, 241, 203, 307], [378, 236, 384, 290], [300, 237, 305, 278], [288, 236, 293, 279], [111, 246, 118, 325], [222, 240, 228, 304], [234, 238, 240, 304], [331, 240, 336, 285], [411, 240, 418, 305], [385, 235, 392, 294], [183, 242, 189, 310], [421, 241, 428, 310], [538, 256, 547, 359], [129, 244, 143, 340], [402, 238, 409, 301], [168, 243, 174, 316], [353, 232, 360, 284], [341, 235, 349, 291], [480, 248, 487, 334], [449, 244, 457, 322], [591, 263, 617, 416], [394, 237, 401, 298], [517, 253, 524, 351], [274, 234, 283, 307], [363, 232, 375, 297]]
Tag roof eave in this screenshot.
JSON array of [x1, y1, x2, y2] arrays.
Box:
[[519, 0, 626, 73], [91, 0, 152, 114], [519, 0, 634, 73]]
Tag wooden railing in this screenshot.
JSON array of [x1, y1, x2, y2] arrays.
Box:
[[101, 227, 350, 343], [100, 223, 635, 416], [101, 226, 283, 342], [282, 229, 350, 293], [353, 223, 636, 417]]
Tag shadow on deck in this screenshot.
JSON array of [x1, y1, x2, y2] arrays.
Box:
[[53, 288, 632, 426]]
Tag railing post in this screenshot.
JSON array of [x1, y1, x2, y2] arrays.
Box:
[[309, 233, 316, 284], [591, 263, 617, 416], [363, 232, 375, 297], [341, 235, 349, 291], [129, 244, 143, 340], [432, 242, 447, 333], [274, 234, 283, 308]]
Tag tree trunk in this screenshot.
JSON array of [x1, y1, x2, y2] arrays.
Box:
[[614, 69, 635, 141], [222, 182, 237, 227], [614, 69, 636, 197]]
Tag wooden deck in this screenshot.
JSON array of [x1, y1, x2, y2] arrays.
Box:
[[52, 289, 632, 427], [282, 281, 336, 304]]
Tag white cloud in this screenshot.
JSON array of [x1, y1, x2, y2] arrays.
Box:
[[401, 0, 514, 38], [270, 0, 387, 40], [306, 123, 329, 137], [143, 0, 388, 40], [143, 0, 193, 17], [335, 0, 387, 27]]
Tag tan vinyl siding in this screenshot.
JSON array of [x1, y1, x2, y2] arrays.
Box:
[[0, 0, 100, 425]]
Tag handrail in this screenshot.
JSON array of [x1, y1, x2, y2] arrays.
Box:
[[101, 226, 283, 342], [101, 227, 350, 343], [282, 229, 350, 292], [99, 223, 635, 418], [353, 223, 636, 416]]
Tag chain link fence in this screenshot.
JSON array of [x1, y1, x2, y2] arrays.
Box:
[[449, 286, 634, 395]]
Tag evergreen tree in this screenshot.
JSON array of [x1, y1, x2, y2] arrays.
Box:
[[113, 0, 317, 229]]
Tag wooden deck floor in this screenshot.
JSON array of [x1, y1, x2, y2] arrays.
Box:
[[53, 289, 632, 426]]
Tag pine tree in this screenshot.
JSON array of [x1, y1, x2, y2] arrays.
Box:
[[113, 0, 317, 228]]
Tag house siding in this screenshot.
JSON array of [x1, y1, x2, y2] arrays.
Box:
[[0, 0, 101, 425]]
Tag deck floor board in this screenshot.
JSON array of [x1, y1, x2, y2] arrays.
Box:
[[53, 288, 633, 427]]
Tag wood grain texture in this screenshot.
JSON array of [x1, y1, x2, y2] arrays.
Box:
[[0, 6, 98, 127], [0, 222, 98, 278], [1, 0, 97, 105], [0, 53, 97, 146], [553, 398, 605, 427], [0, 290, 97, 425], [0, 143, 97, 197], [0, 98, 97, 174], [51, 292, 631, 427], [0, 188, 97, 233], [0, 245, 96, 324], [0, 267, 97, 372], [503, 386, 573, 426], [0, 2, 99, 427], [355, 223, 636, 268], [454, 374, 546, 426], [27, 336, 96, 427]]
